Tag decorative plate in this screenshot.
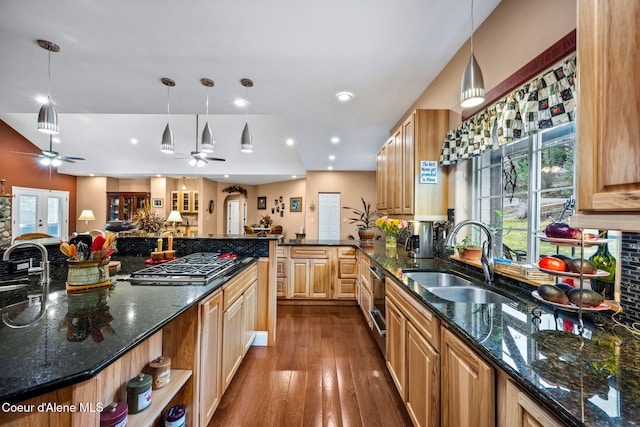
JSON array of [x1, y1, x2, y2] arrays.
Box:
[[533, 263, 611, 278], [538, 236, 609, 247], [531, 291, 611, 312]]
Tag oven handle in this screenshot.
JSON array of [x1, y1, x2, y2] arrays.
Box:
[[368, 266, 384, 282], [368, 309, 387, 336]]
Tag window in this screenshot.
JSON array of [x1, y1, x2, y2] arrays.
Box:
[[472, 122, 576, 262]]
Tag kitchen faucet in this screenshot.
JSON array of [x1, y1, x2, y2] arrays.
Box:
[[446, 220, 495, 285], [1, 241, 50, 328]]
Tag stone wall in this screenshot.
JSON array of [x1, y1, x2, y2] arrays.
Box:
[[0, 195, 10, 248]]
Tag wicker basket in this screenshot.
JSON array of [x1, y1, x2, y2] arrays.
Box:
[[67, 259, 110, 286]]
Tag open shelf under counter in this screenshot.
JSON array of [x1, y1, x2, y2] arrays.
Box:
[[127, 369, 192, 427]]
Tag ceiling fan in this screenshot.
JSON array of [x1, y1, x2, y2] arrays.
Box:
[[174, 115, 225, 168], [12, 135, 85, 166]]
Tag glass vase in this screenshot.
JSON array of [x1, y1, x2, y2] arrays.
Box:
[[385, 234, 397, 249]]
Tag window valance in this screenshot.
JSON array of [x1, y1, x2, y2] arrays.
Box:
[[439, 55, 576, 166]]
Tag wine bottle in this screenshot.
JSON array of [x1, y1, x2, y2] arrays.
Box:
[[588, 231, 616, 300]]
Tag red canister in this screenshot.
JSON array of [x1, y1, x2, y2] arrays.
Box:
[[165, 405, 186, 427], [99, 402, 128, 427]]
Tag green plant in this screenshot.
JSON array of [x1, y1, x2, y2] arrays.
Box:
[[343, 197, 380, 229], [456, 235, 482, 253]]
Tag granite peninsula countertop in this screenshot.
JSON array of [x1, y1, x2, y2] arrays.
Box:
[[0, 255, 257, 403], [353, 243, 640, 427]]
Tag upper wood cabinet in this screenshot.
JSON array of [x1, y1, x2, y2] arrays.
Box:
[[576, 0, 640, 213], [107, 192, 149, 221], [376, 109, 449, 219], [171, 190, 199, 213]]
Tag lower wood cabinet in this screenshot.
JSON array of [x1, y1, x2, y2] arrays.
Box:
[[243, 280, 258, 353], [276, 246, 288, 298], [386, 296, 406, 398], [406, 321, 440, 427], [222, 293, 245, 391], [497, 371, 566, 427], [199, 291, 223, 427], [441, 327, 494, 427]]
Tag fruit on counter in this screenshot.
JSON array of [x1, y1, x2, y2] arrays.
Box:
[[567, 289, 605, 307], [554, 283, 574, 294], [544, 222, 582, 239], [550, 254, 573, 269], [539, 256, 567, 272], [537, 284, 570, 305], [567, 258, 598, 274]]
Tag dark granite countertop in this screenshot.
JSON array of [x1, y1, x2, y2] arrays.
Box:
[[358, 242, 639, 427], [0, 255, 257, 403], [279, 239, 360, 246]]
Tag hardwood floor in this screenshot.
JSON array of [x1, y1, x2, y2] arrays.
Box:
[[209, 305, 412, 427]]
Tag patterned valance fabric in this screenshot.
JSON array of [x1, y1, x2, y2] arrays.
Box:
[[439, 55, 576, 166]]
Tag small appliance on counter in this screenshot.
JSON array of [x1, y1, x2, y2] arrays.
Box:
[[404, 220, 434, 258]]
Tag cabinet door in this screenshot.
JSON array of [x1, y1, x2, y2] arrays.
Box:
[[222, 295, 244, 391], [406, 322, 440, 427], [276, 258, 287, 298], [171, 191, 179, 211], [200, 292, 223, 426], [309, 259, 330, 298], [243, 281, 257, 354], [386, 297, 406, 399], [181, 192, 190, 212], [441, 328, 494, 427], [334, 279, 356, 299], [577, 0, 640, 212], [402, 113, 415, 215], [376, 143, 388, 210], [500, 377, 565, 427], [290, 259, 309, 298], [192, 191, 199, 212]]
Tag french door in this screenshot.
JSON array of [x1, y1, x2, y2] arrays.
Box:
[[11, 187, 69, 240]]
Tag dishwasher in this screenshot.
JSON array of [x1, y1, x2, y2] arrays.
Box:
[[368, 264, 386, 357]]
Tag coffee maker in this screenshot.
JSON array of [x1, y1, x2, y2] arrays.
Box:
[[404, 221, 434, 258]]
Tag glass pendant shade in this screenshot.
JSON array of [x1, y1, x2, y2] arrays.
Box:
[[240, 122, 253, 153], [37, 97, 59, 134], [200, 122, 214, 152], [160, 123, 174, 153], [460, 53, 485, 108]]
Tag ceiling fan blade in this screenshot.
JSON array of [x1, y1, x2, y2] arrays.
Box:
[[205, 157, 226, 162], [10, 151, 40, 157], [59, 158, 76, 163], [60, 155, 85, 161]]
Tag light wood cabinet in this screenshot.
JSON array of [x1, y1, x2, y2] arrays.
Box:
[[243, 281, 257, 353], [357, 251, 372, 328], [497, 372, 566, 427], [576, 0, 640, 213], [199, 291, 223, 427], [171, 190, 199, 213], [376, 109, 449, 219], [441, 327, 494, 427], [222, 295, 244, 391], [406, 321, 440, 427], [334, 246, 357, 299], [289, 258, 330, 298], [276, 246, 288, 298]]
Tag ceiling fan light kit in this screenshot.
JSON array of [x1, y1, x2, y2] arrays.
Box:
[[240, 78, 254, 153], [36, 40, 60, 135], [200, 78, 215, 153], [460, 0, 485, 109], [160, 77, 176, 153]]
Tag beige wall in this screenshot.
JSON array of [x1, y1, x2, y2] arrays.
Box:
[[304, 171, 377, 240], [76, 177, 108, 233], [252, 179, 307, 239]]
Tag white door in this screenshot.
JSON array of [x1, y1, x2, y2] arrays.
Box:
[[318, 193, 340, 240], [227, 199, 240, 234], [12, 187, 69, 240]]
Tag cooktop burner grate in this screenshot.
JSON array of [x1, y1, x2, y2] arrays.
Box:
[[129, 252, 246, 285]]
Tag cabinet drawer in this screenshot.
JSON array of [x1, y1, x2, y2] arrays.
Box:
[[276, 259, 287, 277], [276, 246, 287, 258], [290, 247, 329, 259], [338, 259, 357, 278], [386, 277, 440, 351], [337, 246, 356, 258], [223, 264, 257, 310]]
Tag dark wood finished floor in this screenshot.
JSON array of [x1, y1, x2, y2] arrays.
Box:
[[209, 305, 412, 427]]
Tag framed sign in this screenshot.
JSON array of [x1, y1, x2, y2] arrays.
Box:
[[152, 198, 164, 208], [257, 196, 267, 210], [419, 161, 438, 184], [290, 197, 302, 212]]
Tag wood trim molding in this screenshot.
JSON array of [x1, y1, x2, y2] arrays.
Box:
[[462, 30, 577, 121]]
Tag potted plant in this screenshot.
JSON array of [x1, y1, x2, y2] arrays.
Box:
[[343, 197, 380, 243], [455, 235, 483, 261]]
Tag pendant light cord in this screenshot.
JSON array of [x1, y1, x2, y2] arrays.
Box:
[[470, 0, 475, 54], [47, 50, 52, 99], [245, 86, 249, 121], [205, 86, 210, 116], [166, 85, 171, 118]]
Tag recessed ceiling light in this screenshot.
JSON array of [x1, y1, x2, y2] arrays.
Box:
[[292, 175, 297, 179], [130, 138, 138, 144], [52, 137, 61, 143], [327, 166, 333, 170], [224, 174, 229, 178], [286, 138, 294, 146], [35, 96, 48, 104], [156, 174, 162, 177], [234, 98, 249, 107], [331, 137, 340, 144], [89, 173, 95, 177], [335, 91, 353, 102], [329, 155, 336, 160]]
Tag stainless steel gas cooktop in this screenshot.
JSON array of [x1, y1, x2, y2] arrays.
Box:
[[129, 252, 253, 285]]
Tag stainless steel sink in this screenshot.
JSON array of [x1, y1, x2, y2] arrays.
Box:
[[425, 286, 514, 305], [404, 271, 473, 287]]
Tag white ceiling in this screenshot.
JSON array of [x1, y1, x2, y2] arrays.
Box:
[[0, 0, 500, 185]]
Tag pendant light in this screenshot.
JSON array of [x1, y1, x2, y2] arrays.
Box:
[[160, 77, 176, 153], [240, 78, 254, 153], [200, 78, 215, 153], [460, 0, 485, 109], [37, 40, 60, 135]]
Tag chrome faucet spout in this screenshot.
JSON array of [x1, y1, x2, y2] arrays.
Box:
[[2, 241, 50, 328], [446, 220, 494, 285]]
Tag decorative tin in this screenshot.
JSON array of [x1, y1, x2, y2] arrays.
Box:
[[126, 373, 152, 414], [99, 402, 128, 427]]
